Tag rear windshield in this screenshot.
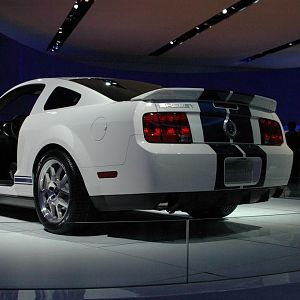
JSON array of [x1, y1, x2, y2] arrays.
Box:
[[71, 78, 157, 102]]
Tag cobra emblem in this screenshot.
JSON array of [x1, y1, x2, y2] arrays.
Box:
[[223, 119, 237, 139]]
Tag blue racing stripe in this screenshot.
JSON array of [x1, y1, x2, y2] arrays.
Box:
[[14, 176, 33, 185]]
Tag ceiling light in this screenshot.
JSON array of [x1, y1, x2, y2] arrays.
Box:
[[150, 0, 260, 56], [47, 0, 95, 53], [241, 38, 300, 63]]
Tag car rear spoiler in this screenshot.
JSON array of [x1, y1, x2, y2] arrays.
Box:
[[131, 88, 277, 113]]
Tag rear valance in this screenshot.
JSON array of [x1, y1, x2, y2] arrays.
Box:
[[132, 88, 277, 113]]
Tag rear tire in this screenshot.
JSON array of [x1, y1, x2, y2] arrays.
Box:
[[33, 149, 93, 234], [187, 205, 237, 219]]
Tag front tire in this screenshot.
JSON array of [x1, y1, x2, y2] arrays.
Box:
[[34, 149, 92, 234], [187, 205, 237, 219]]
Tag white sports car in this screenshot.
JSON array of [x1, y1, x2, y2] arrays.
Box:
[[0, 77, 293, 233]]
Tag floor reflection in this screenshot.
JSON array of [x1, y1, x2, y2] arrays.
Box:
[[189, 208, 300, 282], [190, 219, 261, 241], [0, 198, 300, 290]]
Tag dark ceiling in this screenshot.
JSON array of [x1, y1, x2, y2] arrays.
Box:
[[0, 0, 300, 72]]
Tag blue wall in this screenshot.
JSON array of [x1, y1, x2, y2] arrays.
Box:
[[1, 33, 299, 124]]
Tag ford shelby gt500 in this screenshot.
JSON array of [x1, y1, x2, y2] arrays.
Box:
[[0, 78, 293, 233]]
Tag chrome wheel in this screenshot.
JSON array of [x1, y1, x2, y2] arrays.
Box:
[[34, 149, 93, 234], [38, 159, 70, 223]]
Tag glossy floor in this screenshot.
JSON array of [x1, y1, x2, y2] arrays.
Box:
[[0, 198, 300, 291]]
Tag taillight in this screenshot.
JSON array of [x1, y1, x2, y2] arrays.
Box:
[[143, 112, 192, 143], [259, 118, 283, 145]]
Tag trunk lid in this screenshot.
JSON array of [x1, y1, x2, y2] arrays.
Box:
[[133, 88, 278, 145]]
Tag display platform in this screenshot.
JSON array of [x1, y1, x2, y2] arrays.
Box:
[[1, 197, 300, 299]]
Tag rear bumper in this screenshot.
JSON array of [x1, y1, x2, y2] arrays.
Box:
[[90, 187, 282, 212], [81, 135, 292, 210], [81, 135, 217, 196]]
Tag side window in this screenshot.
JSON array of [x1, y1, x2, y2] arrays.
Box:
[[0, 84, 45, 117], [44, 87, 81, 110]]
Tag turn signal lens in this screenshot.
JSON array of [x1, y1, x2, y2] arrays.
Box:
[[97, 171, 118, 179], [143, 112, 192, 143], [259, 118, 283, 145]]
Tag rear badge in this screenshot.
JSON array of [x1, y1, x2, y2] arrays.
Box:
[[158, 103, 193, 109], [223, 119, 237, 139]]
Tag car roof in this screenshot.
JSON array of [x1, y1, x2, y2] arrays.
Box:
[[9, 77, 161, 102]]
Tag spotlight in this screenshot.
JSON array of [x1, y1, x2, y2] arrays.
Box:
[[74, 4, 79, 9], [222, 9, 228, 14]]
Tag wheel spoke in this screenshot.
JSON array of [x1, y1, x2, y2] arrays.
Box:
[[49, 166, 56, 180], [43, 173, 51, 190], [56, 205, 62, 219], [39, 188, 47, 198], [58, 198, 68, 209], [56, 166, 63, 179], [60, 174, 68, 188], [46, 194, 53, 205], [60, 189, 69, 197], [49, 203, 56, 217]]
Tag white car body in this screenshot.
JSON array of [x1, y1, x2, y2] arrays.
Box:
[[0, 77, 293, 233]]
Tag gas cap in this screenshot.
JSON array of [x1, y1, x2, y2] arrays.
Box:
[[91, 117, 107, 141]]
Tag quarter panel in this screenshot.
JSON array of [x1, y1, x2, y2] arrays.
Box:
[[16, 101, 139, 197]]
